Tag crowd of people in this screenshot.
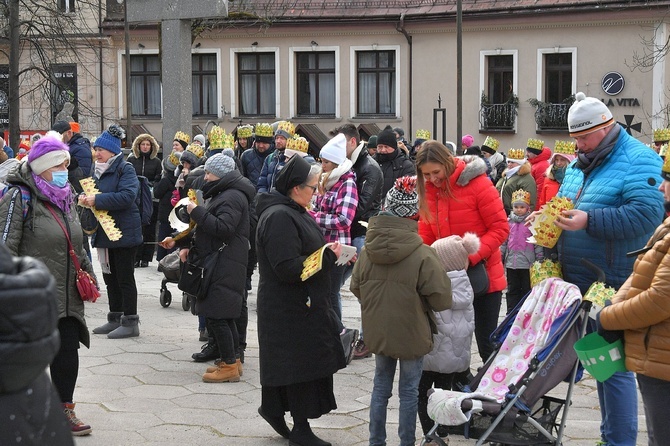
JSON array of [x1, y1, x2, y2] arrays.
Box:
[[1, 92, 670, 446]]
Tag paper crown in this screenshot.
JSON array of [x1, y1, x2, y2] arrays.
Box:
[[530, 260, 563, 288], [169, 151, 181, 167], [255, 123, 274, 138], [511, 189, 531, 206], [507, 148, 525, 160], [415, 129, 431, 140], [174, 131, 190, 144], [237, 125, 253, 139], [554, 140, 576, 155], [286, 135, 309, 153], [583, 281, 616, 309], [208, 126, 234, 150], [660, 143, 668, 158], [663, 152, 670, 176], [185, 143, 205, 159], [483, 136, 499, 150], [653, 128, 670, 142], [276, 120, 296, 137], [526, 138, 544, 150]]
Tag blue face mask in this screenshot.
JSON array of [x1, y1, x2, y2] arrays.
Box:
[[50, 170, 69, 188]]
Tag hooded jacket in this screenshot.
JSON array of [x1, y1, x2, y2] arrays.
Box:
[[496, 161, 537, 216], [419, 156, 509, 294], [527, 147, 551, 209], [351, 214, 453, 360], [255, 191, 345, 386], [537, 164, 562, 209], [350, 142, 383, 239], [310, 163, 358, 245], [67, 133, 92, 193], [127, 134, 162, 187], [600, 218, 670, 381]]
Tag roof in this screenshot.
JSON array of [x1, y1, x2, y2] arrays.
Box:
[[295, 123, 329, 153]]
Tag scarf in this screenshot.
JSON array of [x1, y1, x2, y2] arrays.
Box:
[[32, 173, 73, 214], [505, 164, 521, 178], [552, 166, 566, 184], [575, 124, 620, 176], [322, 158, 353, 191]]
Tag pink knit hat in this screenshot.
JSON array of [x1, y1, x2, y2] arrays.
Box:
[[462, 134, 474, 148], [431, 232, 481, 272]]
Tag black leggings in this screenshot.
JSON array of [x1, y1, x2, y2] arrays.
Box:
[[50, 317, 81, 403], [473, 291, 503, 362], [207, 318, 238, 364]]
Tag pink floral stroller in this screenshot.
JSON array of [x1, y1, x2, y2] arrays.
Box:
[[423, 276, 591, 446]]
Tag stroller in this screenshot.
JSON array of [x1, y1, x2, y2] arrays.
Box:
[[157, 250, 191, 311], [423, 274, 592, 446]]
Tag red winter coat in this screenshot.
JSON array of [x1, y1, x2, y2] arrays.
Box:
[[528, 148, 551, 210], [418, 156, 509, 293], [537, 165, 560, 209]]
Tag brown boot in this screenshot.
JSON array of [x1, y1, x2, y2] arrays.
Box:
[[206, 358, 243, 376], [202, 362, 240, 383]]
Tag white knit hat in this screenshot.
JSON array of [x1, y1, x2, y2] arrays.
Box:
[[431, 233, 481, 272], [567, 92, 614, 137], [319, 133, 347, 165]]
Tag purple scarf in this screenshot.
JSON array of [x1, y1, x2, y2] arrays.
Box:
[[32, 173, 73, 214]]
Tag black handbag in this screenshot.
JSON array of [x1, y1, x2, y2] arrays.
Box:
[[77, 206, 98, 235], [467, 260, 489, 298], [177, 244, 226, 299]]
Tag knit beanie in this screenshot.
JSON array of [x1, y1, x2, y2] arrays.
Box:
[[163, 150, 182, 173], [526, 138, 544, 156], [464, 146, 482, 156], [462, 134, 474, 148], [367, 135, 378, 149], [69, 122, 81, 134], [94, 124, 124, 155], [384, 176, 418, 219], [51, 120, 71, 134], [431, 232, 481, 272], [275, 121, 296, 140], [193, 134, 206, 146], [376, 129, 398, 150], [204, 153, 236, 179], [567, 92, 614, 137], [28, 134, 71, 175], [319, 133, 347, 165], [275, 154, 311, 195]]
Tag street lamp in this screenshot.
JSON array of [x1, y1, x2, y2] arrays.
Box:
[[117, 0, 131, 146]]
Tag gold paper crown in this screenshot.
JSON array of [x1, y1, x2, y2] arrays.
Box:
[[554, 140, 576, 155], [286, 135, 309, 153], [415, 129, 431, 140], [276, 120, 296, 137], [583, 282, 616, 308], [185, 143, 205, 159], [174, 131, 190, 144], [237, 125, 253, 139], [208, 126, 225, 149], [653, 128, 670, 142], [663, 152, 670, 175], [169, 151, 180, 167], [660, 143, 668, 158], [530, 260, 563, 288], [527, 138, 544, 150], [511, 189, 531, 206], [507, 148, 525, 160], [255, 123, 274, 138], [483, 136, 499, 150]]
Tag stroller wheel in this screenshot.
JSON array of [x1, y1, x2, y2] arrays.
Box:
[[160, 289, 172, 307], [182, 293, 191, 312]]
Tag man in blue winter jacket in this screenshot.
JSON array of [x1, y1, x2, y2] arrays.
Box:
[[554, 92, 664, 446]]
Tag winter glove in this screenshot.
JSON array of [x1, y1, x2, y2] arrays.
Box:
[[595, 300, 624, 344]]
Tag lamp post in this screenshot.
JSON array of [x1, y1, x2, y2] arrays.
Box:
[[117, 0, 132, 146]]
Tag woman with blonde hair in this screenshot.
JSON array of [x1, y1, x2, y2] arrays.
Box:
[[416, 140, 509, 362]]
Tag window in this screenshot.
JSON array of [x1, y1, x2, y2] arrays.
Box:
[[545, 53, 572, 104], [192, 54, 217, 116], [480, 53, 518, 131], [58, 0, 75, 13], [296, 52, 335, 116], [238, 53, 275, 116], [51, 64, 78, 124], [532, 49, 576, 131], [487, 55, 514, 104], [130, 55, 161, 117], [356, 51, 395, 116]]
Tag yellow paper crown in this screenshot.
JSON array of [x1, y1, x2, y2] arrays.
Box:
[[653, 128, 670, 142], [663, 152, 670, 175], [660, 143, 668, 158], [276, 121, 296, 137], [415, 129, 431, 140], [174, 131, 190, 144], [483, 136, 499, 150], [169, 151, 180, 167], [583, 282, 616, 308], [554, 140, 576, 155], [237, 125, 253, 139], [531, 196, 574, 248], [255, 123, 274, 138], [511, 189, 531, 206], [507, 148, 525, 160], [526, 138, 544, 150], [208, 125, 225, 149], [185, 143, 205, 159], [530, 260, 563, 288], [286, 135, 309, 153]]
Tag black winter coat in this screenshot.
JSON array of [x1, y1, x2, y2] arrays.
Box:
[[255, 191, 346, 387], [127, 152, 162, 187], [351, 145, 383, 239], [240, 146, 274, 187], [188, 170, 255, 319], [153, 168, 177, 222], [375, 148, 417, 198]]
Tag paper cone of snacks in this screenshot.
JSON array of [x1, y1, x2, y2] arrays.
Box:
[[530, 259, 563, 288], [583, 281, 616, 318], [79, 177, 122, 241], [528, 196, 574, 248]]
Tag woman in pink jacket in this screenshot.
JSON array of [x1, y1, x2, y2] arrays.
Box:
[[416, 141, 509, 361]]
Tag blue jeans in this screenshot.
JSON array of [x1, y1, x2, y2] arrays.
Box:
[[369, 354, 423, 446], [343, 235, 366, 335], [597, 370, 638, 445]]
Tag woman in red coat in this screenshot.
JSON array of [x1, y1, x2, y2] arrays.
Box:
[[536, 141, 576, 209], [416, 141, 509, 361]]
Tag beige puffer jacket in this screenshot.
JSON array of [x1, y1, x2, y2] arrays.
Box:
[[599, 218, 670, 380]]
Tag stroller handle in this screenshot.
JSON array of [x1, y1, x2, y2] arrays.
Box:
[[580, 258, 606, 283]]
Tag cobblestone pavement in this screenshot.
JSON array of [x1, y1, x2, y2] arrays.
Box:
[[73, 257, 646, 445]]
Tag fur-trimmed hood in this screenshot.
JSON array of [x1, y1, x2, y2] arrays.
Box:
[[131, 134, 159, 159], [455, 155, 488, 186]]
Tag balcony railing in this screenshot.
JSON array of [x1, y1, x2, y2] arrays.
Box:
[[479, 103, 517, 131], [533, 102, 570, 131]]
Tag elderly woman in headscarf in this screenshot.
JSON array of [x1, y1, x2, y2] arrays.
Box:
[[255, 155, 345, 446]]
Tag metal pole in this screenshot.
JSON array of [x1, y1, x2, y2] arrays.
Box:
[[124, 0, 132, 146], [456, 0, 463, 154]]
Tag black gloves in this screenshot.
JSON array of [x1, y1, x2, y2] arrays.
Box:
[[595, 300, 624, 344]]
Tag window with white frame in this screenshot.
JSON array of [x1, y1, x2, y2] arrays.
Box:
[[356, 50, 396, 116], [533, 48, 576, 131], [192, 54, 217, 116], [480, 52, 518, 131], [130, 55, 161, 117], [296, 52, 335, 117], [238, 52, 276, 117], [58, 0, 75, 13]]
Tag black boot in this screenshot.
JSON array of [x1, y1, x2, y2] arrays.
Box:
[[289, 418, 331, 446], [192, 342, 218, 362], [257, 406, 290, 439]]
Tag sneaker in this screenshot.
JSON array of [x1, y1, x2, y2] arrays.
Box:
[[353, 338, 372, 359], [62, 403, 92, 436]]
